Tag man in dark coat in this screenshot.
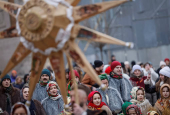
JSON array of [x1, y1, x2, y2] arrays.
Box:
[[0, 74, 20, 114]]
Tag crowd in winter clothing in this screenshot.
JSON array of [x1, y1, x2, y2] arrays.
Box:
[[0, 56, 170, 115]]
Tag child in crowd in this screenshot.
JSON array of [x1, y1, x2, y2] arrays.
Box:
[[155, 67, 170, 98], [41, 81, 64, 115], [130, 86, 152, 115], [96, 74, 124, 114], [154, 84, 170, 115], [87, 91, 112, 115], [126, 104, 142, 115], [119, 102, 132, 115], [130, 65, 147, 88]]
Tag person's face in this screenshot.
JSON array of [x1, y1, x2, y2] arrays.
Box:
[[16, 78, 22, 84], [136, 90, 144, 102], [2, 79, 10, 88], [160, 74, 164, 81], [40, 74, 49, 82], [145, 64, 150, 70], [161, 65, 165, 69], [26, 75, 29, 82], [66, 73, 69, 79], [101, 79, 108, 88], [12, 73, 17, 77], [96, 65, 104, 73], [70, 90, 87, 108], [165, 61, 170, 66], [75, 77, 79, 83], [49, 85, 58, 96], [112, 56, 116, 61], [23, 88, 29, 100], [93, 93, 101, 106], [113, 65, 122, 75], [128, 109, 137, 115], [134, 70, 141, 77], [162, 87, 170, 99], [125, 64, 130, 69], [13, 107, 27, 115]]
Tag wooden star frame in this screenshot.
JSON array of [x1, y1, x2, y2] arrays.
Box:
[[0, 0, 133, 105]]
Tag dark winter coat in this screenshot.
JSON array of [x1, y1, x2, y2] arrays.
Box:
[[0, 85, 20, 114], [12, 82, 24, 90], [21, 96, 46, 115]]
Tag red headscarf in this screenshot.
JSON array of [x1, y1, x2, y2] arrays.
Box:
[[87, 91, 107, 110], [69, 70, 80, 80]]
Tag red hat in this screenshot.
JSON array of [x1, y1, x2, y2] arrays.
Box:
[[69, 70, 80, 80], [111, 61, 121, 70], [105, 66, 112, 75], [164, 58, 170, 62], [88, 91, 102, 103]]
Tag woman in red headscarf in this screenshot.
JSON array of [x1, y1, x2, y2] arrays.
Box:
[[88, 91, 112, 115]]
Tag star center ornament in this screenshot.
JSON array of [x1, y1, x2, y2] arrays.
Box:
[[0, 0, 133, 106]]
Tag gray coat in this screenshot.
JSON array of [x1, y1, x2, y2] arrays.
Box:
[[108, 76, 132, 102], [41, 96, 64, 115], [96, 87, 124, 113], [32, 83, 48, 102]]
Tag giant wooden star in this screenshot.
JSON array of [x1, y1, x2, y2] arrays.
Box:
[[0, 0, 133, 105]]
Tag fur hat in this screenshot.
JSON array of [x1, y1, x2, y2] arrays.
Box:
[[69, 70, 80, 80], [0, 74, 11, 84], [41, 69, 51, 78], [130, 86, 145, 100], [94, 60, 103, 68], [132, 65, 142, 73], [160, 61, 166, 67], [111, 61, 121, 70], [147, 111, 159, 115], [160, 83, 170, 99], [159, 66, 170, 78]]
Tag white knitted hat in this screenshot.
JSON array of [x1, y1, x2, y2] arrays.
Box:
[[159, 61, 166, 67], [159, 66, 170, 78], [132, 65, 142, 73], [103, 65, 109, 73]]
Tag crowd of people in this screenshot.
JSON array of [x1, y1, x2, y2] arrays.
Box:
[[0, 56, 170, 115]]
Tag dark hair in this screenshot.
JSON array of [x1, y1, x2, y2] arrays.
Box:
[[156, 76, 170, 92], [144, 62, 150, 68], [12, 104, 27, 115], [23, 74, 29, 84], [71, 84, 91, 96]]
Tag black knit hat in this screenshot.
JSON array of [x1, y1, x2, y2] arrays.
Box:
[[1, 74, 11, 84], [94, 60, 103, 68]]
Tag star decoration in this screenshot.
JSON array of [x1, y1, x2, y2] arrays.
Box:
[[0, 0, 133, 105]]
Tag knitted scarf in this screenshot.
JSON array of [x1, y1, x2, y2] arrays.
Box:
[[39, 81, 49, 87], [110, 72, 122, 79], [4, 85, 12, 93]]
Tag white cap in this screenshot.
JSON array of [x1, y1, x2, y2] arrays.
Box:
[[132, 65, 142, 73], [159, 66, 170, 78], [160, 61, 166, 67], [124, 61, 129, 65], [103, 65, 109, 73]]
